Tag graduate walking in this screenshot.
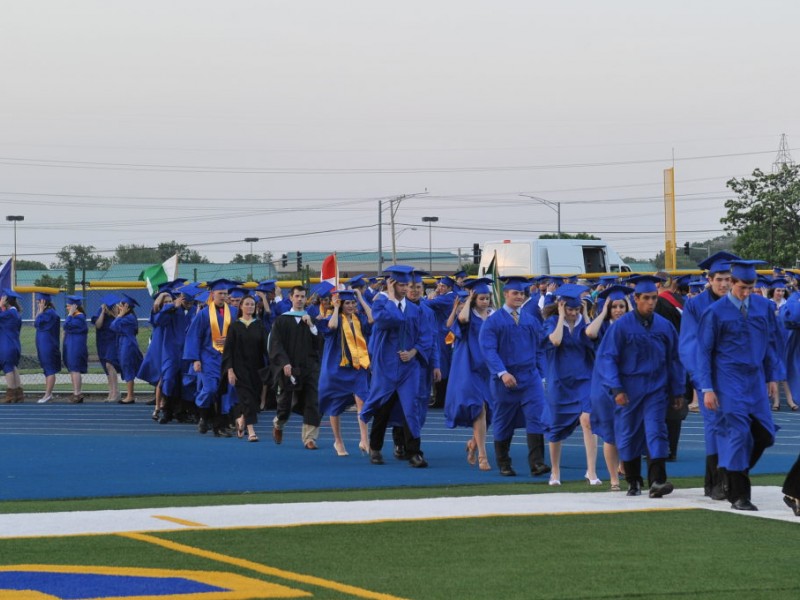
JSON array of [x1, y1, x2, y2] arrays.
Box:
[[34, 292, 61, 404]]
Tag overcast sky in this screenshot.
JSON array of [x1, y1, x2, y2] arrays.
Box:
[[1, 0, 798, 266]]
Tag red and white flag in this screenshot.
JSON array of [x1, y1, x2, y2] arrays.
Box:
[[321, 253, 339, 289]]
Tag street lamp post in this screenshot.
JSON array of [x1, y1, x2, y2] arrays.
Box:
[[5, 215, 24, 286], [422, 216, 439, 272], [244, 237, 259, 281], [519, 194, 561, 236]]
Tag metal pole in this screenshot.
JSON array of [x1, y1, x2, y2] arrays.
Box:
[[390, 198, 398, 265], [557, 202, 561, 237], [378, 200, 383, 274]]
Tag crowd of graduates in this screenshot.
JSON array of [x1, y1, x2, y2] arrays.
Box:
[[1, 250, 800, 516]]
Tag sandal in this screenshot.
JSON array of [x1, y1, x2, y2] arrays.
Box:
[[790, 403, 799, 411], [610, 483, 621, 492], [465, 439, 477, 466], [248, 433, 259, 443], [478, 455, 491, 471]]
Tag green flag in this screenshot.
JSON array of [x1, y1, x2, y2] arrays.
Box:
[[139, 254, 179, 295], [487, 250, 502, 308]]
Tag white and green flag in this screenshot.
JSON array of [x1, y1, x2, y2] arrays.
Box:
[[139, 254, 179, 295]]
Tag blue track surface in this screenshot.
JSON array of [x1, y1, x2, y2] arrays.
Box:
[[1, 404, 798, 501]]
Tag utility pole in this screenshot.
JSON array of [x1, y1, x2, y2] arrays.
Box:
[[388, 192, 428, 265], [377, 200, 383, 274], [773, 133, 795, 172]]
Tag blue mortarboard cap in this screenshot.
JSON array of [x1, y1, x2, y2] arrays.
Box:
[[383, 265, 415, 283], [35, 292, 52, 302], [566, 275, 579, 284], [438, 276, 455, 288], [66, 294, 83, 305], [755, 275, 771, 289], [312, 281, 335, 298], [195, 290, 210, 303], [556, 283, 590, 308], [500, 276, 530, 292], [336, 290, 358, 302], [368, 277, 379, 284], [99, 292, 121, 306], [119, 293, 139, 307], [205, 279, 238, 292], [348, 274, 367, 287], [689, 280, 706, 293], [464, 277, 493, 295], [455, 290, 470, 299], [781, 296, 800, 327], [598, 284, 633, 302], [598, 275, 618, 284], [411, 270, 430, 284], [770, 277, 788, 289], [176, 283, 200, 298], [697, 251, 740, 274], [453, 270, 467, 279], [628, 275, 664, 294], [3, 288, 22, 300], [256, 280, 277, 293], [773, 267, 785, 277], [157, 281, 175, 294], [729, 259, 765, 282], [673, 274, 692, 287], [228, 286, 248, 299]]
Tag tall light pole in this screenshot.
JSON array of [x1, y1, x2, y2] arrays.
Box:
[[244, 237, 259, 281], [422, 216, 439, 272], [519, 194, 561, 236], [5, 215, 24, 286]]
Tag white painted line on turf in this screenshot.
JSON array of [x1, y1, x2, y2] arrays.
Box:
[[0, 486, 796, 539]]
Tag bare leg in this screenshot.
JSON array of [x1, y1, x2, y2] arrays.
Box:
[[44, 374, 55, 396], [105, 363, 119, 401], [123, 380, 135, 402], [330, 415, 348, 455], [355, 395, 369, 452], [549, 441, 562, 483], [70, 372, 82, 396], [580, 412, 599, 482], [783, 381, 798, 409], [473, 405, 490, 470], [603, 442, 620, 488]]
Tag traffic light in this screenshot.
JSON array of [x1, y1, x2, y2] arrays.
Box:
[[683, 242, 690, 256], [297, 251, 303, 271], [281, 253, 288, 268], [472, 243, 482, 265]]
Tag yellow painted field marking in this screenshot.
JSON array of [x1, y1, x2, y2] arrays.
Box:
[[152, 515, 208, 528], [118, 531, 409, 600]]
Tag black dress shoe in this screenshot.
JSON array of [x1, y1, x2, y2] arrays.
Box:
[[710, 484, 728, 501], [408, 453, 428, 468], [782, 495, 800, 516], [157, 410, 172, 425], [649, 481, 674, 498], [370, 450, 384, 465], [627, 481, 642, 496], [530, 463, 551, 477], [393, 445, 408, 460], [213, 427, 232, 438], [731, 499, 758, 511], [197, 418, 209, 434], [499, 464, 516, 477]]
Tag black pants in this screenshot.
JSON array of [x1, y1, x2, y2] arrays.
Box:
[[369, 392, 420, 456], [276, 377, 321, 427], [782, 453, 800, 498]]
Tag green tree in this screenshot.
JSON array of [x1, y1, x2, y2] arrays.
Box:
[[34, 274, 66, 288], [539, 232, 600, 240], [114, 244, 160, 264], [157, 241, 210, 264], [653, 235, 738, 270], [51, 245, 111, 270], [722, 166, 800, 266], [14, 259, 48, 270], [231, 253, 263, 264]]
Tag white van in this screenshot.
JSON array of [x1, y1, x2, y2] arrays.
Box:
[[478, 238, 631, 276]]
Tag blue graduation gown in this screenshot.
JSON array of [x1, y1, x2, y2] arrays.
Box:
[[110, 313, 143, 382], [425, 292, 457, 379], [594, 311, 684, 462], [478, 307, 549, 442], [136, 311, 164, 386], [414, 301, 439, 428], [0, 307, 22, 373], [780, 299, 800, 402], [34, 308, 61, 377], [154, 304, 192, 398], [543, 315, 594, 442], [679, 289, 723, 455], [359, 295, 433, 439], [62, 313, 88, 373], [589, 320, 617, 444], [317, 313, 371, 417], [91, 308, 120, 371], [444, 312, 492, 429], [183, 304, 239, 412], [696, 294, 783, 471]]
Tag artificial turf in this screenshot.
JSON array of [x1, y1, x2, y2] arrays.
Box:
[[1, 510, 798, 599]]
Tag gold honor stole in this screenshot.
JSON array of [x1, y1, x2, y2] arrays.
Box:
[[210, 303, 232, 353], [340, 314, 370, 369]]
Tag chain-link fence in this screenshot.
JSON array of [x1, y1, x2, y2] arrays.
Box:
[[10, 319, 156, 396]]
